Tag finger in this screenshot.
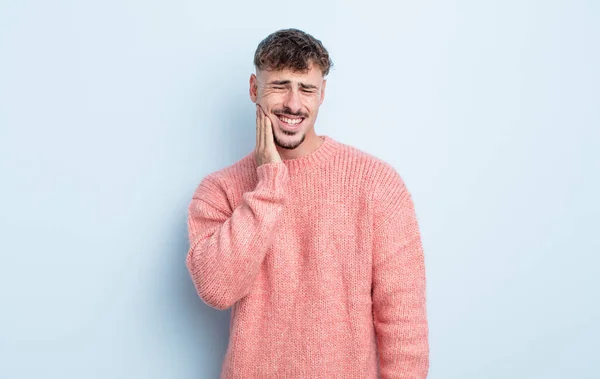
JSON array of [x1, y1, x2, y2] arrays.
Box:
[[258, 105, 265, 151], [265, 114, 273, 147], [256, 105, 260, 150], [259, 106, 267, 149], [256, 104, 263, 152]]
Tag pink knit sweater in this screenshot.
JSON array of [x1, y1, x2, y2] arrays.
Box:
[[186, 135, 429, 378]]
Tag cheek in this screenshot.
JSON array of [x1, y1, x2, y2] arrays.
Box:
[[305, 99, 320, 114], [259, 93, 280, 108]]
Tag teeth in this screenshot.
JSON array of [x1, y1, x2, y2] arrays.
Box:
[[280, 116, 302, 125]]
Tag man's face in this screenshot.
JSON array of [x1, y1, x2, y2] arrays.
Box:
[[250, 64, 326, 150]]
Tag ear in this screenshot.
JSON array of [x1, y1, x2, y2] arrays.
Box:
[[249, 73, 258, 103], [319, 79, 327, 105]]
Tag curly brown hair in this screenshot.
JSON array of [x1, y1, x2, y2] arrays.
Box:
[[253, 28, 333, 76]]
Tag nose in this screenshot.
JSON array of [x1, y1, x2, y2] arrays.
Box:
[[283, 88, 301, 114]]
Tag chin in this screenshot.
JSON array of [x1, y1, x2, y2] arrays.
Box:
[[277, 127, 304, 137], [273, 128, 306, 149]]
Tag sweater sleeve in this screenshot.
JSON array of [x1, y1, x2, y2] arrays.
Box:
[[371, 169, 429, 378], [186, 162, 289, 310]]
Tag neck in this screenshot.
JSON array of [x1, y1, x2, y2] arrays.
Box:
[[256, 133, 339, 175]]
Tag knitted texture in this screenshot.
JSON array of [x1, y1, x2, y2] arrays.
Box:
[[186, 135, 429, 378]]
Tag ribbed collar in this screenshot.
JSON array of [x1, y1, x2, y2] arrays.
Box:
[[280, 135, 341, 175]]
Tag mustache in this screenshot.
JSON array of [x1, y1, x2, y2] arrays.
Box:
[[273, 108, 308, 118]]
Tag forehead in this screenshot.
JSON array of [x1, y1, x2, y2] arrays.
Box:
[[258, 66, 323, 85]]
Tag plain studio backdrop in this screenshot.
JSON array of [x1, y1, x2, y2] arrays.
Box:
[[0, 1, 598, 378]]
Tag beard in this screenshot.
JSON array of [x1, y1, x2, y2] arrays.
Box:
[[273, 127, 306, 150]]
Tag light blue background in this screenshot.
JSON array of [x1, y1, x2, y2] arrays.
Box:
[[1, 1, 598, 378]]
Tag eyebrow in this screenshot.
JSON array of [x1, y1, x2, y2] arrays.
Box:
[[268, 80, 318, 89]]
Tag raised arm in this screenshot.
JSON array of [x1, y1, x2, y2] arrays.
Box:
[[186, 162, 289, 310]]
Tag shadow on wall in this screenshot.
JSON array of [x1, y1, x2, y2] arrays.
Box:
[[169, 214, 231, 378], [168, 88, 253, 377]]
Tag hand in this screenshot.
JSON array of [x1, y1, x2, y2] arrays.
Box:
[[255, 104, 282, 166]]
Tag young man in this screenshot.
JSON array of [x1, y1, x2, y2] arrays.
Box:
[[186, 28, 429, 379]]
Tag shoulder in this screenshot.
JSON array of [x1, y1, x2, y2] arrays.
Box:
[[335, 141, 412, 222], [193, 152, 257, 199], [210, 152, 256, 185], [335, 139, 406, 193]]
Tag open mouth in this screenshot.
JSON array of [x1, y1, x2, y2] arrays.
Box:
[[276, 114, 305, 130]]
